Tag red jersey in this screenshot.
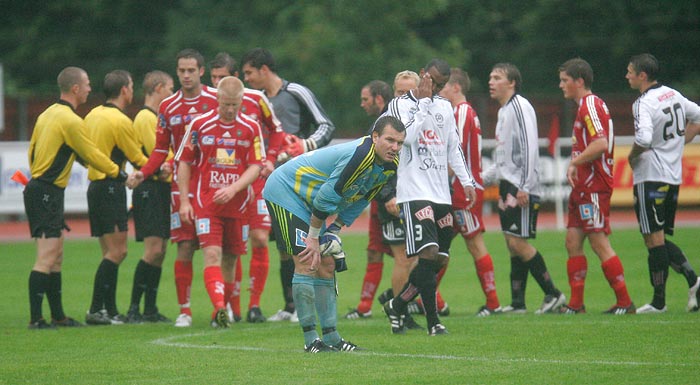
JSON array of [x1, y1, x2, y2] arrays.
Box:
[[140, 86, 219, 181], [177, 110, 265, 219], [241, 88, 285, 161], [571, 93, 614, 193], [451, 101, 483, 209]]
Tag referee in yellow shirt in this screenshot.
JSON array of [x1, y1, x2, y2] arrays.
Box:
[[84, 70, 149, 325], [25, 66, 125, 329]]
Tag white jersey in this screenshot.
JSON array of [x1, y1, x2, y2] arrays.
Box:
[[632, 84, 700, 185], [385, 91, 475, 205], [487, 94, 541, 194]]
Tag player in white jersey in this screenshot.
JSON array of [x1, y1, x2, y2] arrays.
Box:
[[382, 59, 476, 336], [625, 53, 700, 313], [485, 63, 565, 315]]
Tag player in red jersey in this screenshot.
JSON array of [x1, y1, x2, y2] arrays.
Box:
[[209, 52, 286, 323], [175, 76, 265, 328], [557, 58, 634, 315], [440, 68, 502, 317], [127, 48, 218, 327]]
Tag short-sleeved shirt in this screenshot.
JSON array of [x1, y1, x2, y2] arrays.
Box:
[[571, 93, 614, 193]]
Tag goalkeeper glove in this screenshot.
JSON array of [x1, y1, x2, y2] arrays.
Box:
[[334, 251, 348, 272], [282, 134, 317, 158]]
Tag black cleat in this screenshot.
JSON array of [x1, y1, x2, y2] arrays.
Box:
[[603, 303, 636, 315], [51, 317, 84, 327], [333, 338, 363, 352], [126, 306, 143, 324], [304, 339, 337, 353], [142, 311, 171, 323], [29, 319, 56, 330], [428, 323, 448, 336], [377, 288, 394, 305], [246, 307, 266, 323], [383, 299, 405, 334], [403, 314, 424, 330]]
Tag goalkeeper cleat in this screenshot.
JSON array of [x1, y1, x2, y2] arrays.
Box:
[[344, 308, 372, 320], [428, 323, 448, 336], [559, 304, 586, 314], [603, 303, 636, 315], [688, 277, 700, 312], [383, 299, 405, 334], [304, 339, 337, 353], [333, 339, 363, 352], [51, 317, 84, 327]]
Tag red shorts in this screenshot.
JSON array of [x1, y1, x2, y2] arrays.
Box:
[[368, 200, 392, 254], [567, 190, 611, 234], [195, 215, 248, 255], [453, 189, 486, 240], [246, 197, 271, 230], [170, 191, 198, 243]]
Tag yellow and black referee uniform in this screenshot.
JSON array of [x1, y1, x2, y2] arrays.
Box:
[[85, 103, 148, 237], [25, 100, 120, 238]]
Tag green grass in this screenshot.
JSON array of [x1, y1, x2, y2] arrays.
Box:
[[1, 227, 699, 384]]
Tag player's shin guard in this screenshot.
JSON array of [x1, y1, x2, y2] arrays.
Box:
[[29, 270, 49, 322], [358, 262, 383, 314], [292, 274, 318, 346], [203, 266, 226, 310], [47, 272, 66, 321], [510, 256, 529, 307], [475, 254, 500, 309], [281, 259, 295, 312], [602, 256, 631, 307], [413, 258, 439, 327], [567, 255, 587, 309], [648, 246, 669, 309], [315, 277, 340, 346], [249, 246, 270, 308], [666, 240, 698, 287], [174, 260, 193, 315]]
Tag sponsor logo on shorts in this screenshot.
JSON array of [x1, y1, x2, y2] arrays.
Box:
[[196, 218, 211, 235], [437, 213, 453, 228], [579, 203, 593, 220], [257, 200, 269, 215], [171, 213, 181, 229], [415, 206, 435, 222]]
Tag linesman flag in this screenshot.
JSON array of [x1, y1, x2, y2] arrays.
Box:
[[547, 114, 560, 156]]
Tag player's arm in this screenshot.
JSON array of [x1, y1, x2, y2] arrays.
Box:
[[116, 120, 149, 168], [567, 137, 608, 187], [446, 113, 477, 208], [174, 124, 196, 223], [629, 99, 653, 165], [212, 164, 262, 205], [687, 123, 700, 144], [138, 114, 171, 179], [288, 83, 335, 151], [65, 120, 121, 179]]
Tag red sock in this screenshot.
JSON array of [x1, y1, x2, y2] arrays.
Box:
[[249, 246, 269, 309], [204, 266, 226, 310], [602, 256, 632, 307], [567, 255, 587, 309], [174, 260, 193, 316], [475, 254, 500, 309], [435, 265, 447, 310], [224, 281, 234, 310], [357, 262, 383, 314], [231, 257, 242, 317]]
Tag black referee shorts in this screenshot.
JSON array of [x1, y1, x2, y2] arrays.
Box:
[[132, 179, 171, 241], [87, 179, 128, 237], [24, 179, 66, 239]]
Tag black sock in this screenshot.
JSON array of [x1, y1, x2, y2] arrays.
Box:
[[526, 251, 560, 297], [89, 260, 106, 313], [144, 264, 162, 315], [648, 246, 669, 309], [104, 260, 120, 316], [393, 282, 419, 313], [666, 240, 698, 287], [412, 258, 439, 327], [90, 259, 119, 314], [29, 270, 49, 323], [510, 256, 529, 307], [130, 260, 149, 310], [47, 272, 66, 321], [281, 259, 295, 312]]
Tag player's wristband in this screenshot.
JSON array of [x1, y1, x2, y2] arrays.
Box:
[[307, 226, 321, 239]]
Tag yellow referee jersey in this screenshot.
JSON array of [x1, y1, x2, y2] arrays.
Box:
[[85, 103, 148, 181], [28, 100, 119, 188], [133, 106, 173, 182]]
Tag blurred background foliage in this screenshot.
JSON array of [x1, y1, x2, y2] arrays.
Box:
[[1, 0, 698, 136]]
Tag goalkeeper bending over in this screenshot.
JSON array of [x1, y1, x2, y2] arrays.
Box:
[[263, 116, 406, 353]]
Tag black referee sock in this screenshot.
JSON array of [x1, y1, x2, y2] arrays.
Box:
[[510, 256, 529, 307], [104, 260, 120, 316], [281, 259, 296, 313], [666, 240, 698, 287], [47, 272, 66, 321], [90, 259, 119, 314], [29, 270, 49, 323], [648, 246, 669, 309], [130, 260, 149, 309], [413, 258, 440, 327], [526, 252, 560, 297], [144, 263, 162, 315]]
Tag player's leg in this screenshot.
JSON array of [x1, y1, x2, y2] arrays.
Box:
[[29, 237, 63, 328], [564, 227, 588, 313], [588, 232, 633, 313], [247, 226, 270, 322], [140, 236, 169, 322]]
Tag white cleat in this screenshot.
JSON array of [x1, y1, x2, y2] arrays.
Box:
[[535, 293, 566, 315], [687, 277, 700, 312], [174, 313, 192, 327], [636, 304, 667, 314], [267, 309, 297, 322]]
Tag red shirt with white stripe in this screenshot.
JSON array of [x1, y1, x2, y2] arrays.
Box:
[[572, 93, 614, 193]]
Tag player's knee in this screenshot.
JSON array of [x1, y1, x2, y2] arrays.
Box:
[[367, 249, 383, 263]]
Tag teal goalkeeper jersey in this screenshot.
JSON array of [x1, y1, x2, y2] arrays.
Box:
[[263, 136, 397, 226]]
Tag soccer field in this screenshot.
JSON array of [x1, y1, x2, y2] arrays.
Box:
[[1, 228, 698, 384]]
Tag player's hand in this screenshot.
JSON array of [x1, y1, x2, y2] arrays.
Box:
[[179, 200, 195, 224], [158, 163, 173, 181], [260, 159, 275, 178], [281, 134, 317, 159], [385, 197, 400, 217], [566, 164, 578, 187], [126, 171, 144, 189], [416, 72, 433, 99], [516, 190, 529, 207], [298, 236, 321, 272], [464, 186, 477, 209], [213, 186, 237, 205]]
